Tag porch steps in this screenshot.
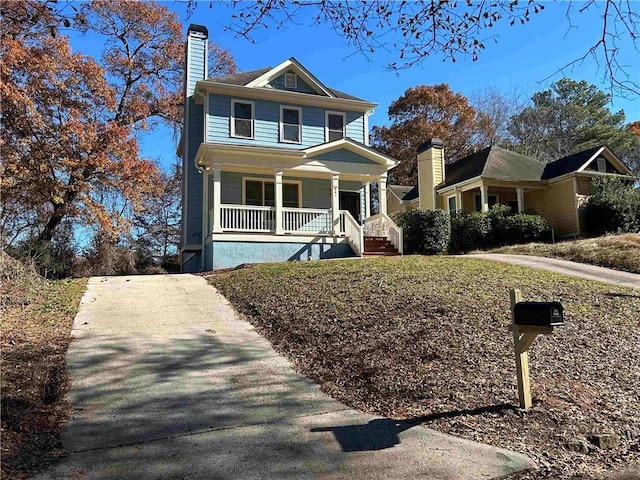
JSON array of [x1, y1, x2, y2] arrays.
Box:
[[363, 236, 400, 256]]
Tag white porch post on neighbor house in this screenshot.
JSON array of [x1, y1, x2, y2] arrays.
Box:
[[480, 183, 489, 212], [455, 191, 463, 213], [516, 187, 525, 213], [275, 170, 284, 235], [331, 173, 340, 235], [365, 182, 371, 218], [378, 174, 388, 216], [212, 165, 222, 233]]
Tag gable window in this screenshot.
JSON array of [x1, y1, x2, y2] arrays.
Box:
[[231, 100, 254, 139], [596, 157, 607, 172], [474, 193, 498, 211], [326, 111, 346, 142], [280, 106, 302, 143], [243, 179, 300, 208], [285, 72, 298, 89]]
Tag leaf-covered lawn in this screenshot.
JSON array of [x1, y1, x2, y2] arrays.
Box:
[[1, 257, 86, 480], [490, 233, 640, 273], [210, 256, 640, 479]]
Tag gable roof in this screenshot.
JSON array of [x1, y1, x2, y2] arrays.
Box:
[[245, 57, 335, 97], [304, 137, 398, 168], [388, 185, 419, 202], [541, 145, 633, 179], [206, 59, 367, 102], [439, 146, 545, 189], [211, 67, 272, 86]]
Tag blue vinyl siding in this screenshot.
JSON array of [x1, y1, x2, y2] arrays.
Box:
[[268, 71, 318, 95], [312, 149, 378, 165], [208, 94, 365, 147], [186, 38, 206, 96], [185, 98, 204, 246], [346, 112, 364, 142], [216, 172, 362, 208]]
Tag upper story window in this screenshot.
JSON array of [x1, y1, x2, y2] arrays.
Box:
[[326, 111, 346, 142], [280, 106, 302, 144], [231, 99, 254, 139], [596, 157, 607, 172]]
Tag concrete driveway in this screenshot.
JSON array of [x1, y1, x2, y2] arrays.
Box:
[[466, 254, 640, 289], [35, 274, 534, 480]]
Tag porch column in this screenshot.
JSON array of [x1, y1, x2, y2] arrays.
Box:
[[331, 173, 340, 235], [202, 170, 209, 240], [212, 165, 222, 233], [359, 185, 366, 223], [275, 170, 284, 235], [365, 182, 371, 218], [480, 183, 489, 212], [516, 187, 525, 213], [379, 174, 388, 216]]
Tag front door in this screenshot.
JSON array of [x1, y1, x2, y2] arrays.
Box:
[[340, 191, 361, 223]]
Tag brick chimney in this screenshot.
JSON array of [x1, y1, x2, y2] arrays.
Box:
[[416, 139, 445, 210]]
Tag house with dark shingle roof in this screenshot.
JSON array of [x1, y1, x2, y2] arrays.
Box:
[[179, 25, 403, 272], [387, 140, 635, 237]]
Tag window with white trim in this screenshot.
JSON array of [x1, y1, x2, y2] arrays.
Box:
[[231, 100, 254, 139], [326, 111, 346, 142], [447, 195, 457, 214], [280, 106, 302, 143], [596, 157, 607, 172], [243, 179, 300, 208]]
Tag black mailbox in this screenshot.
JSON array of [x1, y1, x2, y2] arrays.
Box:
[[514, 301, 564, 327]]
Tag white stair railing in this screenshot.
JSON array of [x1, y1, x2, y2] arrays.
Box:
[[363, 213, 403, 254], [340, 210, 364, 257]]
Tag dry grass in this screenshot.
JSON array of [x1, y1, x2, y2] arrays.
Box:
[[1, 252, 86, 479], [490, 233, 640, 273], [211, 256, 640, 479]]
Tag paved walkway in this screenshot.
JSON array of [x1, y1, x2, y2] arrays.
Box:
[[467, 254, 640, 289], [35, 275, 534, 480]]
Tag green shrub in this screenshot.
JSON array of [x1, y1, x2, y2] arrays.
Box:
[[449, 212, 491, 253], [447, 205, 551, 252], [397, 209, 450, 255], [584, 177, 640, 236], [504, 214, 551, 245]]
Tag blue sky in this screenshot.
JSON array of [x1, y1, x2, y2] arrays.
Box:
[[67, 1, 640, 172]]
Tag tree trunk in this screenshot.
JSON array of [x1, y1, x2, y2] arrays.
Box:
[[39, 204, 67, 242]]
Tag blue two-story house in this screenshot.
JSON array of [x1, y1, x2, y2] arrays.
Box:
[[180, 24, 402, 272]]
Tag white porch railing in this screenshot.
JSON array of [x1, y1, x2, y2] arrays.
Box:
[[340, 210, 364, 257], [364, 212, 403, 254], [283, 208, 332, 234], [219, 204, 275, 232], [212, 205, 365, 256]]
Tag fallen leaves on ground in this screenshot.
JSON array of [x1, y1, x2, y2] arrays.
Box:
[[491, 233, 640, 273], [210, 256, 640, 479], [1, 252, 86, 480]]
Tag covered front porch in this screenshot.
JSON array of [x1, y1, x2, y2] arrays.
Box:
[[195, 139, 402, 260], [438, 178, 547, 215]]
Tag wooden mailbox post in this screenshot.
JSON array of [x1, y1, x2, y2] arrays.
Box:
[[510, 288, 564, 409]]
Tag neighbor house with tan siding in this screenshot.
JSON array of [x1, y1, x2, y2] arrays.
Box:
[[387, 139, 635, 237]]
